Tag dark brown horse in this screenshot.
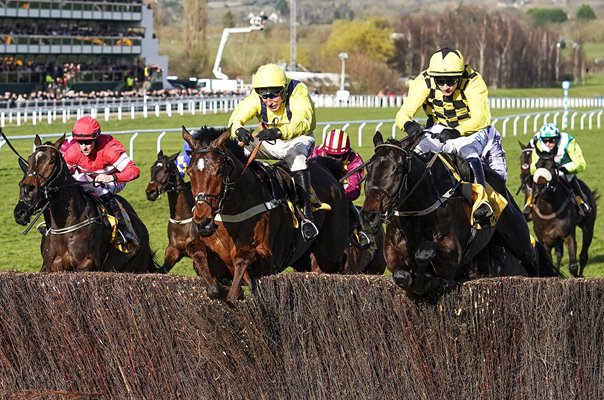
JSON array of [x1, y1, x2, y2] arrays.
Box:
[[530, 149, 597, 277], [360, 132, 560, 298], [182, 125, 349, 303], [13, 134, 158, 272], [517, 140, 535, 220], [342, 210, 386, 275], [145, 150, 228, 278]]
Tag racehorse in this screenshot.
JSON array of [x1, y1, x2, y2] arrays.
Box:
[[13, 134, 158, 273], [145, 150, 228, 277], [517, 140, 534, 219], [529, 148, 597, 277], [342, 213, 386, 275], [360, 131, 559, 299], [182, 125, 349, 303]]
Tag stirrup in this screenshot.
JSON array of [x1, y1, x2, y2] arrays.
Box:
[[301, 220, 319, 241], [358, 231, 371, 248]]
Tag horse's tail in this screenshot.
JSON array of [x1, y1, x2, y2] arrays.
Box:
[[148, 249, 164, 273], [309, 156, 345, 180], [535, 241, 566, 278]]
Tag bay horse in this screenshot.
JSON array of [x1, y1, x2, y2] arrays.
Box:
[[360, 131, 559, 299], [13, 134, 158, 273], [530, 148, 597, 277], [145, 150, 228, 278], [182, 126, 349, 303]]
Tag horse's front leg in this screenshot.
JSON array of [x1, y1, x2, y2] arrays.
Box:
[[564, 234, 579, 277], [227, 249, 255, 304], [187, 240, 226, 301]]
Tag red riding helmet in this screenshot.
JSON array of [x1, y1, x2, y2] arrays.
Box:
[[72, 116, 101, 141], [323, 129, 350, 156]]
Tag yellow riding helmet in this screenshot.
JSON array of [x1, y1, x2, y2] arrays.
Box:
[[252, 64, 287, 89], [428, 48, 465, 77]]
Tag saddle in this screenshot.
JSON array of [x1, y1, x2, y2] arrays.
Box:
[[248, 160, 331, 226], [437, 153, 508, 228]]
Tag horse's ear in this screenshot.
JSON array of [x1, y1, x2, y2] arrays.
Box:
[[18, 157, 28, 173], [158, 149, 164, 158], [373, 131, 384, 147], [212, 128, 231, 148], [182, 125, 198, 150], [168, 152, 180, 163], [53, 133, 65, 150], [519, 140, 527, 149], [34, 134, 42, 147]]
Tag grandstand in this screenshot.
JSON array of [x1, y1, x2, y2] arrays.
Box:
[[0, 0, 167, 95]]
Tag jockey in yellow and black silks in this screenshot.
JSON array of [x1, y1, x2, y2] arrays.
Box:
[[396, 47, 507, 226], [228, 63, 319, 240]]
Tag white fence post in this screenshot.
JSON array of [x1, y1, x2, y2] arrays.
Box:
[[129, 132, 139, 161], [358, 122, 366, 148], [157, 131, 167, 154]]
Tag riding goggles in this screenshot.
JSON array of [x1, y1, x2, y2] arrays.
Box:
[[255, 87, 285, 99], [435, 77, 459, 87], [542, 138, 558, 144]]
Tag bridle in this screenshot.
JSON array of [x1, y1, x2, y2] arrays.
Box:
[[149, 158, 180, 195], [190, 147, 237, 218], [20, 145, 67, 212], [366, 143, 448, 221], [19, 144, 100, 236]]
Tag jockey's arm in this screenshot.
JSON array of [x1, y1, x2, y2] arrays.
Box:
[[105, 141, 140, 182], [277, 83, 316, 140], [344, 153, 364, 201], [562, 139, 586, 174], [455, 74, 491, 136], [228, 94, 262, 136], [395, 74, 430, 131]]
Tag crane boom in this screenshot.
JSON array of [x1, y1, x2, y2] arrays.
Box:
[[212, 26, 263, 80]]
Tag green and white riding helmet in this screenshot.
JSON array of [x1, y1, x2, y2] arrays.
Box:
[[538, 123, 561, 144]]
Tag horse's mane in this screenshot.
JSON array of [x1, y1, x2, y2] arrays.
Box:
[[193, 125, 247, 162], [309, 156, 345, 180]]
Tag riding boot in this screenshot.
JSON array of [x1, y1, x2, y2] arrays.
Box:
[[101, 193, 137, 247], [293, 169, 319, 241], [568, 176, 591, 214], [468, 158, 493, 225], [347, 201, 370, 248]]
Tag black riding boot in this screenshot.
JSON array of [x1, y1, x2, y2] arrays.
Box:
[[468, 158, 493, 225], [101, 193, 137, 246], [293, 170, 319, 241], [349, 202, 370, 248], [568, 175, 591, 214]]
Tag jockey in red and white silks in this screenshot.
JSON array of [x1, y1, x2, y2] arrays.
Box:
[[63, 134, 140, 197]]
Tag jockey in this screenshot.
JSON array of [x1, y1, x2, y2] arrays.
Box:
[[395, 47, 507, 226], [62, 116, 140, 246], [228, 63, 319, 241], [528, 122, 590, 214], [310, 129, 371, 247]]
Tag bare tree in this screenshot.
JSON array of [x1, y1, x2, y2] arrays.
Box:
[[181, 0, 208, 76]]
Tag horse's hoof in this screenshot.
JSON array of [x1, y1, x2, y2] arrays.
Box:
[[393, 269, 413, 288], [569, 264, 579, 278]]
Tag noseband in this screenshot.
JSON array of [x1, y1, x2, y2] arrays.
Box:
[[191, 148, 236, 217]]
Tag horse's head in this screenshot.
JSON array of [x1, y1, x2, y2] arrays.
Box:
[[360, 131, 421, 233], [14, 134, 66, 226], [182, 125, 237, 237], [146, 150, 180, 201], [532, 147, 560, 198]]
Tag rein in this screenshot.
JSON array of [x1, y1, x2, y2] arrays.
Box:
[[372, 143, 446, 221], [20, 144, 100, 235]]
